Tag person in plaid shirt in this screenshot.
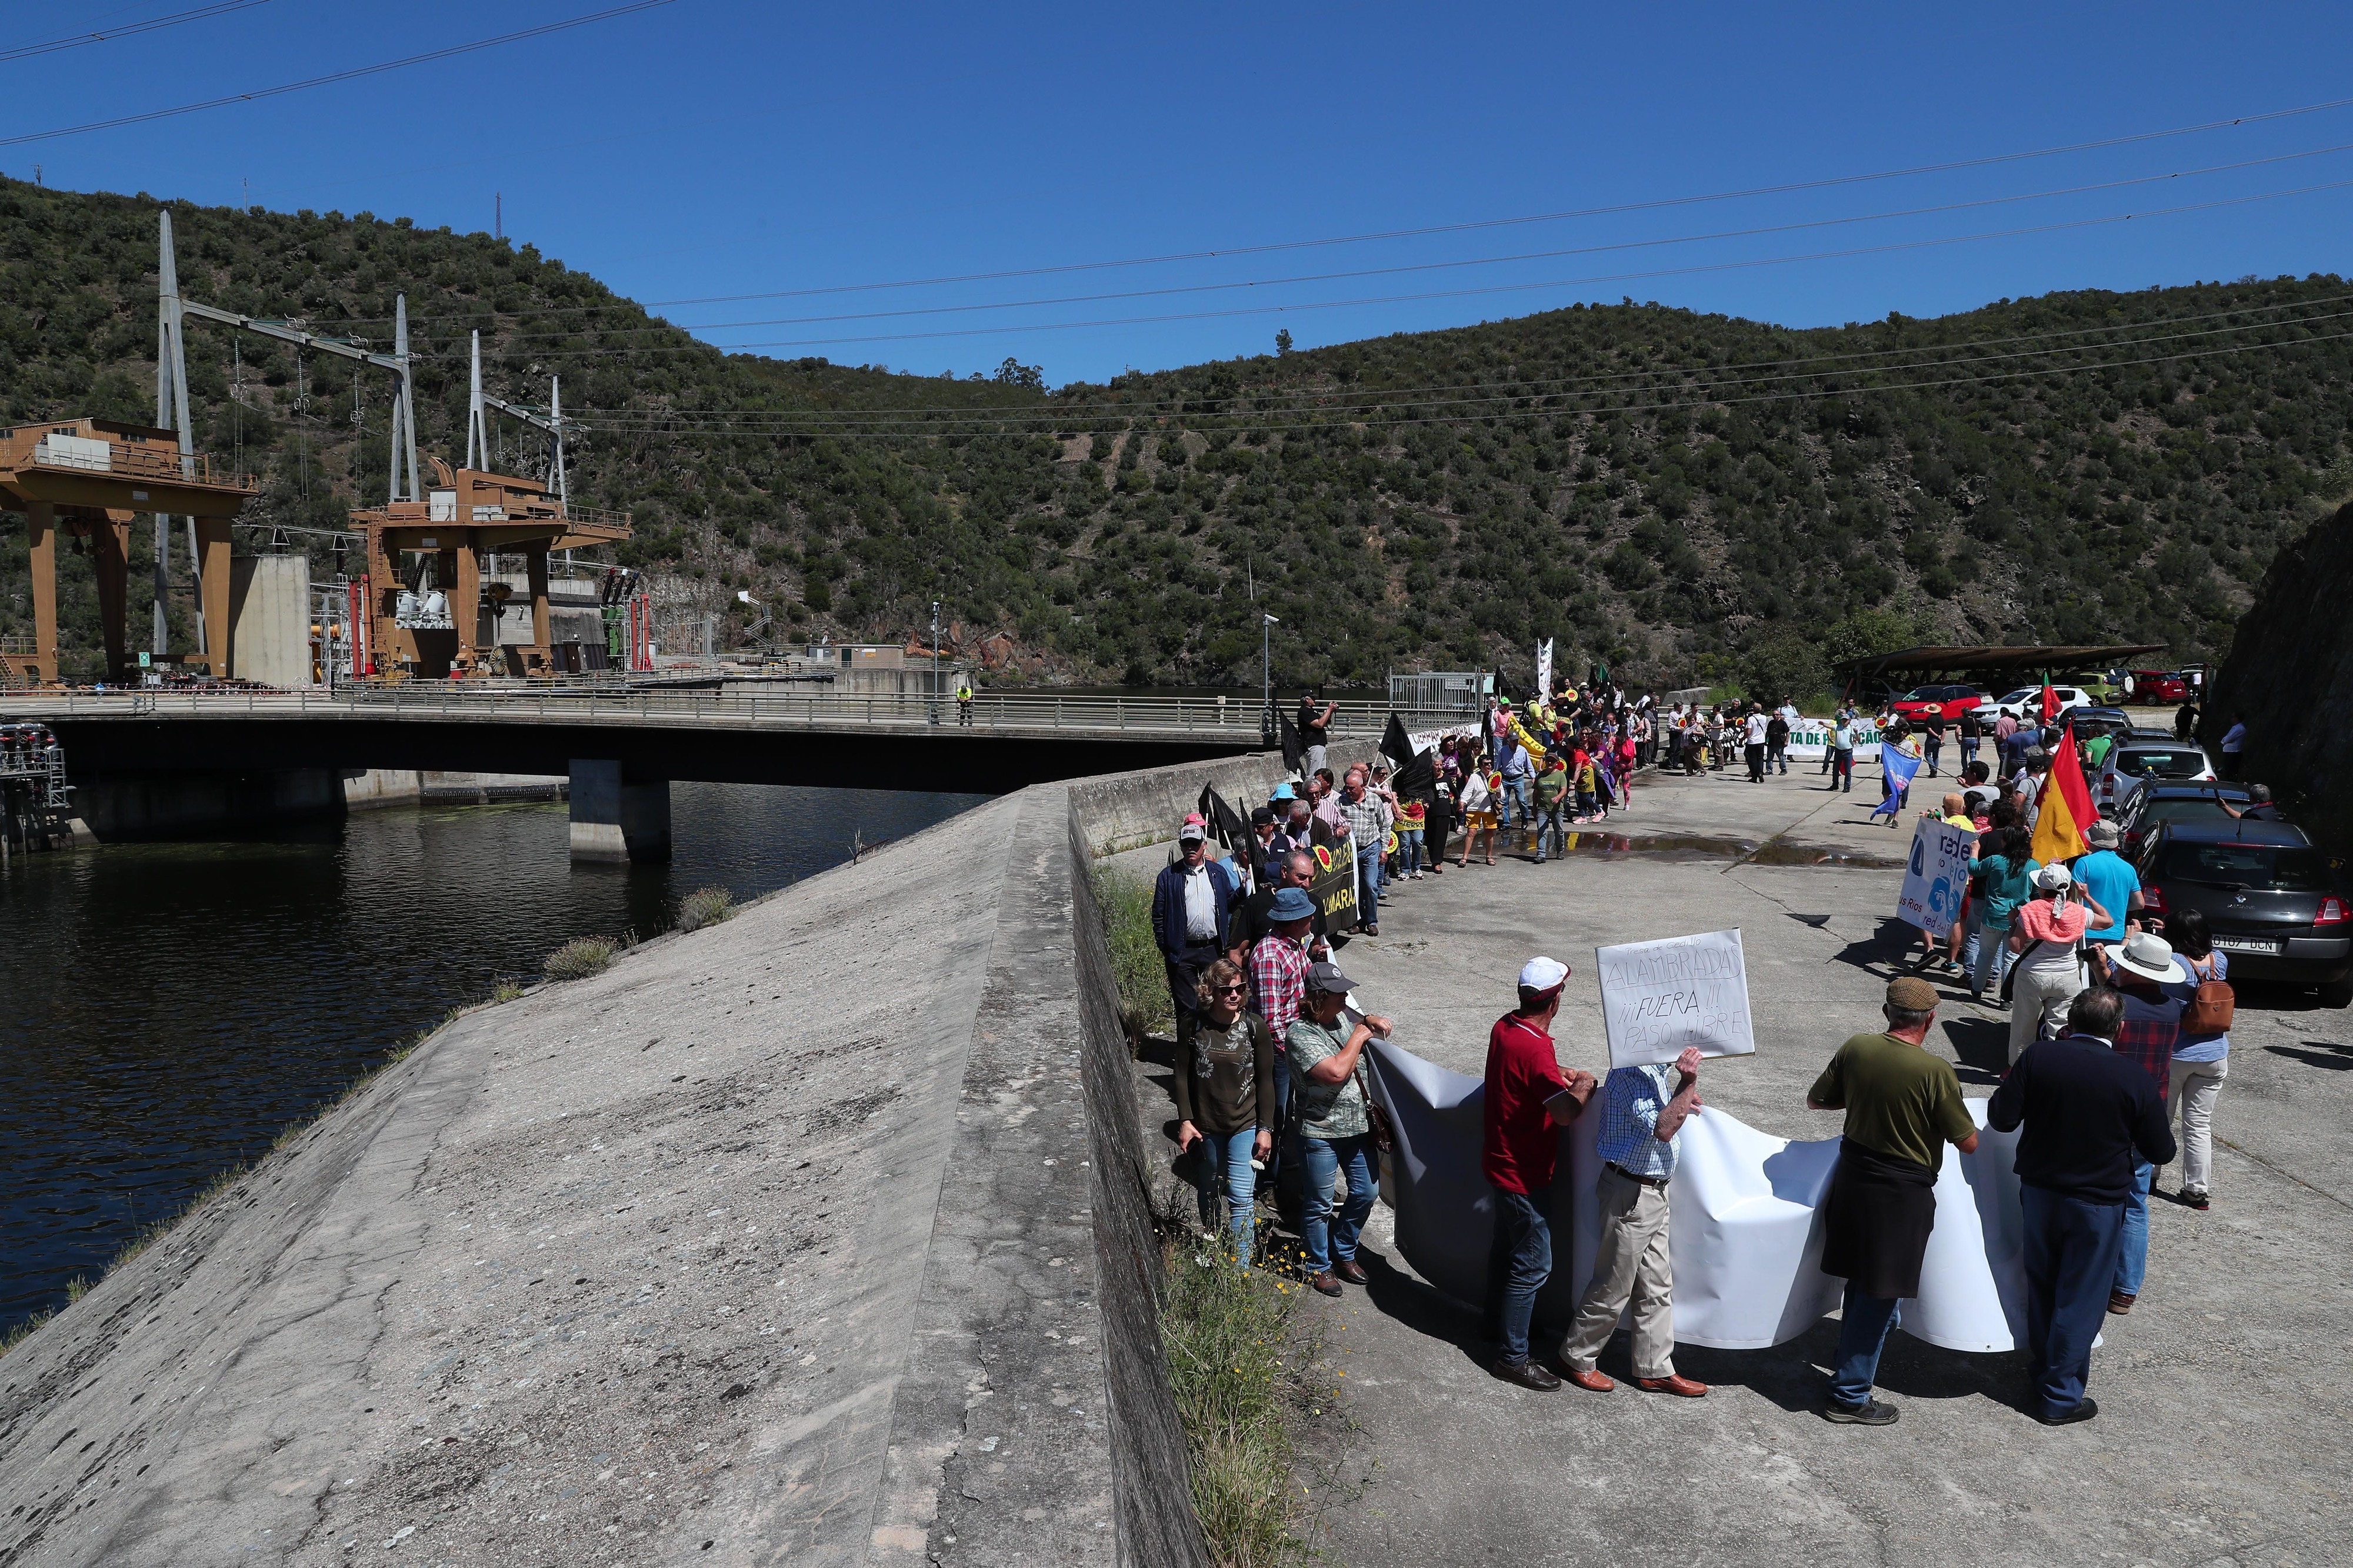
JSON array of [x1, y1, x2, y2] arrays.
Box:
[[2088, 931, 2185, 1315], [1337, 768, 1391, 936], [1249, 885, 1318, 1201]]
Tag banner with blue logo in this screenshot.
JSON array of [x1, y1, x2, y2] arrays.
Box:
[[1870, 744, 1922, 817]]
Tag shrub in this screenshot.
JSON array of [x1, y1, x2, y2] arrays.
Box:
[[542, 935, 619, 982], [1090, 863, 1170, 1046], [676, 886, 737, 933]]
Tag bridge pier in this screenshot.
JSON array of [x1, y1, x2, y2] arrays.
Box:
[[568, 759, 670, 863]]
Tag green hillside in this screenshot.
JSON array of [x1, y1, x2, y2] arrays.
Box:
[[4, 176, 2349, 692]]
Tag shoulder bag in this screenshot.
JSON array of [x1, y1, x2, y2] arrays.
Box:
[[2181, 955, 2235, 1034]]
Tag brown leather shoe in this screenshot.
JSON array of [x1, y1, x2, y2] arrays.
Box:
[[1553, 1365, 1614, 1393], [1332, 1258, 1370, 1286], [1490, 1357, 1561, 1392], [1635, 1374, 1708, 1398], [1309, 1271, 1344, 1297], [2107, 1292, 2136, 1315]]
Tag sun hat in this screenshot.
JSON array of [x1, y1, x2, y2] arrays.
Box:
[[1268, 886, 1317, 922], [2032, 862, 2074, 891], [2084, 820, 2121, 848], [1885, 976, 1939, 1012], [1518, 956, 1570, 992], [2111, 930, 2187, 985], [1270, 782, 1296, 802]]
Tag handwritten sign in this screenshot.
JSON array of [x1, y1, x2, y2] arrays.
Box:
[[1306, 840, 1358, 925], [1595, 929, 1756, 1069], [1897, 816, 1973, 933]]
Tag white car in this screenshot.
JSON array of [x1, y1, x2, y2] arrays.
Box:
[[1991, 685, 2094, 722], [2095, 740, 2218, 818]]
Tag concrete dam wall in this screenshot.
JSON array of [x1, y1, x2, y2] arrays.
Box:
[[0, 745, 1340, 1566]]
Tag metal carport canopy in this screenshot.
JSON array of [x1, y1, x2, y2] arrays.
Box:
[[1836, 643, 2169, 684]]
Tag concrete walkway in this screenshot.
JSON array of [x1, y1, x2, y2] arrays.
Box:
[[1159, 762, 2353, 1568]]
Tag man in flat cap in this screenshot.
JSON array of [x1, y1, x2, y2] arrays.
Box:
[[1804, 976, 1981, 1425]]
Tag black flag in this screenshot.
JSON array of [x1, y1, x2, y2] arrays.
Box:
[[1195, 783, 1251, 856], [1278, 709, 1304, 772], [1384, 711, 1435, 798]]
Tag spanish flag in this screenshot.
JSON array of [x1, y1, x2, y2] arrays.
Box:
[[2029, 723, 2097, 864]]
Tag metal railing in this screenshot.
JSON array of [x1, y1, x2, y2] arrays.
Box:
[[9, 683, 1442, 741]]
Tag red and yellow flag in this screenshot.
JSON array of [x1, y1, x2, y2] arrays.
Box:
[[2029, 723, 2097, 864]]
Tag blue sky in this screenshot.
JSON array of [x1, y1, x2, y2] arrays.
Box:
[[9, 1, 2353, 386]]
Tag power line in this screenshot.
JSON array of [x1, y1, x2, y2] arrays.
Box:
[[456, 140, 2353, 344], [0, 1, 269, 65], [0, 0, 679, 149]]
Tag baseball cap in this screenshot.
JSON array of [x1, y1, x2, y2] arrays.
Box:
[[1178, 814, 1207, 843], [1885, 976, 1939, 1012], [2032, 862, 2074, 891], [1249, 805, 1276, 828], [1306, 959, 1355, 995], [1518, 956, 1570, 992]]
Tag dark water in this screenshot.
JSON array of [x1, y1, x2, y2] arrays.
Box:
[[0, 783, 987, 1336]]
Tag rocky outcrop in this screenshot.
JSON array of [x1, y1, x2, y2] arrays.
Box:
[[2207, 502, 2353, 845]]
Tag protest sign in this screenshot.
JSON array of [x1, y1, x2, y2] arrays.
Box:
[[1305, 839, 1358, 926], [1594, 929, 1756, 1069], [1897, 816, 1974, 932], [1784, 719, 1881, 760]]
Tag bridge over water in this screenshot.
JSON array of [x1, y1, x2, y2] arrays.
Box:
[[11, 687, 1444, 859]]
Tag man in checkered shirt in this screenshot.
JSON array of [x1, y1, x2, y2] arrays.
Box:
[[1248, 885, 1318, 1211], [1337, 768, 1391, 936]]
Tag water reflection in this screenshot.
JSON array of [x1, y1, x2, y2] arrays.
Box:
[[0, 782, 986, 1335]]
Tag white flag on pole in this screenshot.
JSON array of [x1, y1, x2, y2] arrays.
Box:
[[1534, 638, 1554, 699]]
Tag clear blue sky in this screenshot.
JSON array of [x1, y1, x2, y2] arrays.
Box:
[[10, 1, 2353, 386]]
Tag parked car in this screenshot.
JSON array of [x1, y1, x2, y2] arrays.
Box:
[[2125, 669, 2191, 705], [1991, 685, 2094, 721], [2114, 782, 2254, 858], [1888, 683, 1988, 723], [2136, 820, 2352, 1005], [2095, 738, 2218, 816]]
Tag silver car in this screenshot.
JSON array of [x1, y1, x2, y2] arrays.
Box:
[[2097, 739, 2218, 818]]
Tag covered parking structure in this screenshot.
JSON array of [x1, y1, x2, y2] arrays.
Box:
[[1834, 642, 2168, 700]]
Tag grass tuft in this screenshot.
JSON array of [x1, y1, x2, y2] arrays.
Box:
[[1090, 863, 1171, 1047], [676, 886, 737, 933], [542, 935, 620, 982], [489, 980, 526, 1004]]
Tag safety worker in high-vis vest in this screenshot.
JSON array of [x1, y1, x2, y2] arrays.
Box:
[[956, 678, 974, 726]]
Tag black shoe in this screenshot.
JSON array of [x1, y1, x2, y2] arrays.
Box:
[[1490, 1357, 1562, 1392], [2037, 1397, 2099, 1426], [1820, 1398, 1899, 1426]]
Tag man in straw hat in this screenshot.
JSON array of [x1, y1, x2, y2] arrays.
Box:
[[2087, 929, 2188, 1315], [1804, 976, 1982, 1425], [1479, 957, 1599, 1390], [1989, 986, 2177, 1424]]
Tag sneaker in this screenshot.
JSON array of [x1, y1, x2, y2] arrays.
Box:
[[2182, 1189, 2211, 1211], [1820, 1399, 1899, 1426]]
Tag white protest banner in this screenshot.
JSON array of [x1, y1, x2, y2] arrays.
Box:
[[1534, 638, 1554, 699], [1896, 815, 1973, 932], [1595, 929, 1756, 1069], [1785, 719, 1882, 760]]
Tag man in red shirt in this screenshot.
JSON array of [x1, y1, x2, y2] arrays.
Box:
[[1483, 956, 1599, 1390]]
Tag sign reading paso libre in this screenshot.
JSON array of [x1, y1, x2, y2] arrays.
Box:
[[1595, 928, 1757, 1070], [1306, 839, 1357, 924], [1897, 816, 1974, 933]]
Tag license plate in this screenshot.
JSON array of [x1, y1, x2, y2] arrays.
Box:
[[2212, 936, 2282, 955]]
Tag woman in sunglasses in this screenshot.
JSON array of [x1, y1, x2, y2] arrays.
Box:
[[1174, 957, 1278, 1266]]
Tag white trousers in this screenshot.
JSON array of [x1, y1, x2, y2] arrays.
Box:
[[2169, 1056, 2228, 1196], [2009, 968, 2082, 1063]]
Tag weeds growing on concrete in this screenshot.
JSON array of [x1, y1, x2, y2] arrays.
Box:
[[676, 886, 737, 933], [1090, 863, 1171, 1047], [542, 934, 621, 981], [489, 980, 526, 1004]]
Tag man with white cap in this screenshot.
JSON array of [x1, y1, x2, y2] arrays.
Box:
[[1151, 814, 1239, 1060], [2006, 861, 2111, 1063], [1989, 986, 2177, 1424], [1557, 1044, 1708, 1398], [2087, 929, 2187, 1314], [1479, 957, 1599, 1390]]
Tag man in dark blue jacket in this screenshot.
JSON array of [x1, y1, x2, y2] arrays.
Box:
[[1152, 815, 1239, 1055], [1988, 986, 2177, 1426]]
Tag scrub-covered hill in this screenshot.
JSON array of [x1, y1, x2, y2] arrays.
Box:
[[4, 176, 2350, 691]]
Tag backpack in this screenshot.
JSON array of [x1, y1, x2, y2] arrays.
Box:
[[2181, 954, 2235, 1034]]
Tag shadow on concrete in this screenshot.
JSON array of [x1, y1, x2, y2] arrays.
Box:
[[1670, 1321, 2038, 1417], [1941, 1016, 2010, 1086], [1353, 1250, 1504, 1376], [1827, 918, 1924, 977], [2264, 1041, 2353, 1071]]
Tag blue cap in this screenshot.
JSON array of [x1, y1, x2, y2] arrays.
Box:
[[1270, 782, 1296, 801], [1268, 886, 1317, 921]]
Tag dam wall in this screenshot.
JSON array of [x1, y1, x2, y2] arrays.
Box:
[[0, 742, 1349, 1566]]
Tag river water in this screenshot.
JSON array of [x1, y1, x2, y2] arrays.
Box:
[[0, 783, 988, 1338]]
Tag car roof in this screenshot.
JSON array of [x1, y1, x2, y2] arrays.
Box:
[[2139, 782, 2249, 800], [2155, 820, 2311, 847], [2117, 739, 2203, 752]]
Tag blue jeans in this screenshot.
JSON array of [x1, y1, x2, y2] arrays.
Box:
[[2021, 1183, 2128, 1418], [1354, 842, 1384, 925], [1296, 1132, 1377, 1275], [1828, 1282, 1904, 1409], [1397, 828, 1423, 876], [1485, 1180, 1555, 1365], [1192, 1127, 1260, 1265], [1533, 803, 1565, 861], [2115, 1159, 2154, 1297], [1502, 775, 1532, 827], [1961, 738, 1980, 769], [1832, 749, 1854, 790], [1971, 925, 2014, 997]]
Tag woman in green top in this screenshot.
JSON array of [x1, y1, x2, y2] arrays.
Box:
[[1174, 958, 1277, 1266], [1967, 824, 2037, 1000]]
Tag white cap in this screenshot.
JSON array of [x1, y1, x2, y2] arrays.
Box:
[[1518, 956, 1570, 992], [2032, 862, 2074, 891]]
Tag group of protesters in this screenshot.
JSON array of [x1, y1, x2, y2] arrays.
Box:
[[1153, 678, 2236, 1433]]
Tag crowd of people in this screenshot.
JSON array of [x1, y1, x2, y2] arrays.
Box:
[[1148, 679, 2247, 1432]]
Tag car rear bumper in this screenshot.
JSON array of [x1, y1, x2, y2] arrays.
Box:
[[2214, 935, 2353, 985]]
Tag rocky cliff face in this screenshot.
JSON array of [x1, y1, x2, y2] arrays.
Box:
[[2207, 502, 2353, 846]]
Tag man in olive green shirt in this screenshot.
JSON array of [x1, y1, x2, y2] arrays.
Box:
[[1805, 976, 1981, 1426]]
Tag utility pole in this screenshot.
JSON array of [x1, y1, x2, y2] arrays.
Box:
[[929, 600, 941, 726], [495, 192, 502, 241], [155, 211, 198, 659], [1262, 613, 1279, 748], [386, 294, 419, 503], [465, 330, 489, 471]]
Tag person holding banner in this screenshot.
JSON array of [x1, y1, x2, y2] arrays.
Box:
[[1287, 961, 1392, 1298], [1807, 977, 1982, 1426], [1557, 1047, 1708, 1398]]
